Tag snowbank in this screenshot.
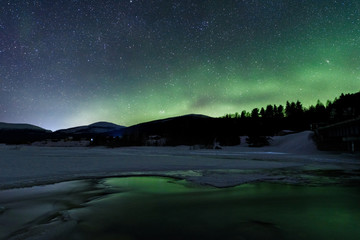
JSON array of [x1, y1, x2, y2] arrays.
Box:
[[268, 131, 318, 154]]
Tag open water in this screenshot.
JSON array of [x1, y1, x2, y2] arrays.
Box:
[[1, 176, 360, 240]]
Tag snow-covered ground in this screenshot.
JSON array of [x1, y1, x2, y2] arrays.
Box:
[[0, 131, 359, 189]]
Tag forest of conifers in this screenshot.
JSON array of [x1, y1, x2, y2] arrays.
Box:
[[222, 91, 360, 131]]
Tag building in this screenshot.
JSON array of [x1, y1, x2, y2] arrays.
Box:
[[315, 117, 360, 152]]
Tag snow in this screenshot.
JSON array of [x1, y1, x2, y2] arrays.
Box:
[[268, 130, 318, 154], [0, 131, 359, 189]]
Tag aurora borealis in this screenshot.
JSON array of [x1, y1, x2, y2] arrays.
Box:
[[1, 0, 359, 130]]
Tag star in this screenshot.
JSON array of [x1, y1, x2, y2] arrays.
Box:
[[0, 1, 358, 130]]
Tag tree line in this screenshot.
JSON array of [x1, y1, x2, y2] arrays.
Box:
[[222, 92, 360, 129]]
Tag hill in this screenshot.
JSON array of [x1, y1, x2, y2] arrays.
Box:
[[104, 114, 241, 146], [55, 121, 125, 135], [0, 122, 51, 144]]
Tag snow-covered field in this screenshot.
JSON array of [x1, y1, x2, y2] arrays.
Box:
[[1, 131, 359, 189], [0, 131, 360, 240]]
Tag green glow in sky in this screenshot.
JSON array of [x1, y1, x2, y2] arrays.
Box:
[[1, 1, 359, 130]]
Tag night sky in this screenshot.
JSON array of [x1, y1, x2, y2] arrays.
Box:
[[1, 0, 359, 130]]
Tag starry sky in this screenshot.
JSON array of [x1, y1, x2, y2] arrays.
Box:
[[1, 0, 359, 130]]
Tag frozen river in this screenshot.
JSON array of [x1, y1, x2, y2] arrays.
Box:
[[1, 138, 359, 189], [1, 131, 359, 239]]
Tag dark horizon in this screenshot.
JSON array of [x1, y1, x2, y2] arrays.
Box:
[[1, 90, 360, 132]]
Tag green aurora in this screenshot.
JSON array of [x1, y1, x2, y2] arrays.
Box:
[[1, 1, 359, 130]]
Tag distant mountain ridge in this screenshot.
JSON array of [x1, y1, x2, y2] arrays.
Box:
[[0, 122, 52, 144], [55, 121, 125, 135], [0, 122, 51, 132], [0, 113, 259, 146], [0, 121, 126, 144]]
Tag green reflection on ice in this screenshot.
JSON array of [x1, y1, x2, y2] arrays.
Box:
[[68, 177, 360, 240]]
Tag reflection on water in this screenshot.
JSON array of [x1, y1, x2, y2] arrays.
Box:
[[1, 177, 360, 240]]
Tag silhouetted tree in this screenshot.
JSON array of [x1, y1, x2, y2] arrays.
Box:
[[295, 100, 303, 114], [315, 100, 327, 121], [276, 105, 284, 118], [260, 107, 265, 118], [265, 105, 274, 118], [273, 105, 278, 117], [241, 110, 247, 119], [285, 100, 303, 119], [251, 108, 259, 118], [285, 101, 294, 118]]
